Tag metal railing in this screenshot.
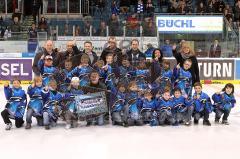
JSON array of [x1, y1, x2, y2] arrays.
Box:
[[43, 0, 89, 15]]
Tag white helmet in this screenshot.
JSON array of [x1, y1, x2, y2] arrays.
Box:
[[71, 77, 80, 82]]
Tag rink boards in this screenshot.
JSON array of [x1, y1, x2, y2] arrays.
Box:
[[0, 53, 240, 85]]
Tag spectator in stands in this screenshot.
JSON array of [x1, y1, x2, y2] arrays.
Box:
[[217, 0, 225, 13], [83, 21, 96, 36], [142, 18, 156, 36], [0, 15, 5, 38], [196, 2, 206, 14], [145, 0, 155, 17], [207, 0, 215, 13], [95, 0, 106, 15], [28, 23, 38, 52], [75, 25, 81, 36], [32, 0, 41, 22], [209, 39, 221, 57], [60, 40, 81, 68], [0, 15, 4, 26], [12, 8, 22, 22], [144, 43, 155, 59], [126, 14, 139, 37], [100, 37, 122, 65], [10, 16, 21, 32], [211, 0, 220, 13], [33, 40, 62, 75], [0, 1, 5, 12], [95, 21, 107, 37], [126, 39, 146, 67], [235, 1, 240, 27], [224, 4, 233, 14], [136, 0, 144, 17], [81, 41, 98, 66], [224, 9, 233, 21], [108, 14, 121, 36], [172, 41, 200, 86], [28, 23, 38, 40], [161, 40, 173, 57], [0, 26, 5, 39], [176, 1, 188, 14], [119, 0, 130, 14], [38, 16, 48, 32], [168, 0, 178, 13], [111, 1, 120, 15], [64, 23, 72, 36]]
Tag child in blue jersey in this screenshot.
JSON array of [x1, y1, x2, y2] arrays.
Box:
[[119, 56, 136, 78], [212, 83, 236, 125], [93, 60, 106, 80], [1, 79, 27, 130], [135, 60, 150, 90], [38, 55, 58, 86], [58, 59, 73, 92], [152, 59, 173, 96], [102, 53, 119, 83], [156, 89, 175, 125], [42, 80, 65, 130], [108, 81, 127, 126], [139, 91, 156, 124], [64, 77, 84, 129], [68, 54, 93, 87], [192, 82, 212, 126], [124, 81, 143, 126], [172, 88, 193, 126], [118, 56, 136, 86], [173, 59, 192, 97], [25, 76, 44, 129]]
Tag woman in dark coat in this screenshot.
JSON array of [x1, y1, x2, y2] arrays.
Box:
[[150, 49, 163, 83], [172, 42, 200, 85]]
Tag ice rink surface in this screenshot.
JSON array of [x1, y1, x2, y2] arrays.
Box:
[[0, 84, 239, 159]]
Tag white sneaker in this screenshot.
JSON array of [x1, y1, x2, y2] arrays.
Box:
[[65, 124, 71, 130], [5, 123, 12, 130]]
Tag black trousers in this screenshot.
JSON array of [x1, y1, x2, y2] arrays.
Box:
[[1, 109, 24, 128], [193, 108, 210, 121], [215, 108, 231, 121]]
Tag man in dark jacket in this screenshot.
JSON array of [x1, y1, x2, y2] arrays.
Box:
[[209, 39, 221, 57], [32, 40, 62, 75], [126, 39, 146, 67], [81, 41, 98, 66], [82, 71, 108, 126], [100, 37, 122, 65], [60, 40, 81, 68]]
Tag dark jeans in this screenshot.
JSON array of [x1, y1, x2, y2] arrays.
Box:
[[215, 108, 231, 121], [1, 109, 24, 128], [193, 108, 210, 121]]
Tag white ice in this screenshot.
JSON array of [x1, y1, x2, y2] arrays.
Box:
[[0, 84, 239, 159]]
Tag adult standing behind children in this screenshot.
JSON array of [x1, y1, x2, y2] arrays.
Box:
[[150, 49, 163, 83], [100, 37, 122, 66], [126, 39, 146, 67], [60, 40, 81, 68], [172, 42, 200, 85], [81, 41, 98, 66], [32, 40, 62, 76]]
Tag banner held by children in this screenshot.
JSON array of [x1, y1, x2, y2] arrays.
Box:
[[75, 91, 108, 119]]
